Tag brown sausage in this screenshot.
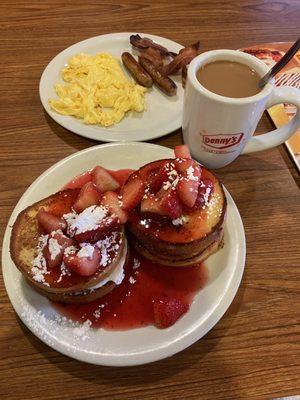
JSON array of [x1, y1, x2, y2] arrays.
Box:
[[139, 57, 177, 96], [121, 52, 153, 88]]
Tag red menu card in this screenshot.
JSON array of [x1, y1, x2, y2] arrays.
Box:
[[242, 43, 300, 171]]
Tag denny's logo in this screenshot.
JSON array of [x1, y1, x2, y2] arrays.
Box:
[[202, 133, 244, 150]]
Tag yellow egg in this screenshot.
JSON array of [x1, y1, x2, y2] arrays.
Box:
[[49, 53, 147, 127]]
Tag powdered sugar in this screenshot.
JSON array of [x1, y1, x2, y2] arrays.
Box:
[[186, 166, 198, 181], [96, 231, 122, 267], [64, 205, 108, 236], [162, 163, 180, 190], [172, 215, 189, 226], [56, 262, 71, 283], [48, 238, 62, 260], [77, 244, 95, 259], [90, 239, 127, 289], [73, 319, 92, 341], [133, 258, 140, 269], [31, 234, 50, 285]]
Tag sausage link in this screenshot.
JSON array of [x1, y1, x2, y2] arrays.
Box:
[[121, 52, 153, 88], [139, 57, 177, 96]]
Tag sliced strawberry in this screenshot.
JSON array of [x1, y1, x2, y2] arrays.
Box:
[[74, 215, 120, 243], [174, 144, 191, 159], [174, 158, 200, 175], [176, 162, 201, 208], [92, 166, 120, 192], [101, 191, 128, 224], [177, 179, 199, 208], [153, 296, 189, 329], [37, 208, 67, 233], [159, 187, 183, 219], [191, 178, 214, 210], [140, 195, 165, 216], [148, 164, 169, 193], [121, 178, 144, 211], [44, 231, 75, 269], [73, 182, 102, 213], [51, 230, 75, 248], [63, 246, 100, 276]]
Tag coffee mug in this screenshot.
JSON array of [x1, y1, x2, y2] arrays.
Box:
[[182, 49, 300, 169]]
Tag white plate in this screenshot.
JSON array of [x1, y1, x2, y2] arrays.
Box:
[[2, 143, 246, 366], [39, 33, 184, 142]]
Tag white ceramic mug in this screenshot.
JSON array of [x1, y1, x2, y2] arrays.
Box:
[[182, 49, 300, 169]]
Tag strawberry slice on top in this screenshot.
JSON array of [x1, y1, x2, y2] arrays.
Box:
[[176, 161, 201, 208], [120, 178, 144, 211], [191, 178, 214, 210], [174, 144, 192, 159], [101, 191, 128, 224], [148, 163, 170, 193], [43, 231, 75, 269], [92, 166, 120, 192], [74, 215, 120, 244], [37, 208, 67, 233], [140, 194, 165, 217], [141, 187, 182, 220], [158, 187, 183, 220], [63, 245, 101, 276], [73, 182, 102, 213], [153, 295, 189, 329]]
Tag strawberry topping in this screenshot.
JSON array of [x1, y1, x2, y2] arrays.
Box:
[[101, 191, 128, 224], [121, 178, 144, 211], [153, 295, 189, 329], [174, 144, 191, 159], [43, 231, 75, 269], [148, 163, 169, 193], [177, 161, 201, 208], [140, 194, 165, 217], [191, 178, 214, 210], [73, 182, 102, 213], [63, 245, 101, 276], [158, 187, 183, 219], [74, 215, 120, 244], [37, 208, 67, 233], [92, 166, 120, 192]]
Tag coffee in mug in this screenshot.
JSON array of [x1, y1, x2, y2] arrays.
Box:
[[196, 60, 260, 98], [183, 49, 300, 169]]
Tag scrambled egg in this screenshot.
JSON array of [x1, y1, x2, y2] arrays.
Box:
[[49, 53, 147, 127]]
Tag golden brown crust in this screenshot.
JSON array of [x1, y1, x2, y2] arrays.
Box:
[[25, 278, 116, 304], [10, 189, 125, 294], [129, 228, 224, 266]]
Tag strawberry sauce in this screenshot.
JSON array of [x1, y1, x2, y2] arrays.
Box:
[[55, 248, 207, 330]]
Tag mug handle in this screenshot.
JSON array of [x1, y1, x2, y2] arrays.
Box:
[[242, 86, 300, 154]]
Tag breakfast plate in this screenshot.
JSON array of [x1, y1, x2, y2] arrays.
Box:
[[2, 142, 246, 366], [39, 33, 184, 142]]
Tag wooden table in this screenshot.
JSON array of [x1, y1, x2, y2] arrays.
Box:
[[1, 1, 299, 399]]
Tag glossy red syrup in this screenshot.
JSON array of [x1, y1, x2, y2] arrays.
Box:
[[55, 249, 207, 330]]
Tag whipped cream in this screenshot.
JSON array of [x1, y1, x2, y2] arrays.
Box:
[[88, 239, 127, 290]]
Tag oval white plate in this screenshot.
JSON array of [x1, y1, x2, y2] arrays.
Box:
[[2, 143, 246, 366], [39, 33, 184, 142]]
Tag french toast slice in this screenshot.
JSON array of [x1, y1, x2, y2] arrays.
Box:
[[26, 278, 116, 304], [126, 159, 226, 266], [10, 189, 126, 295]]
